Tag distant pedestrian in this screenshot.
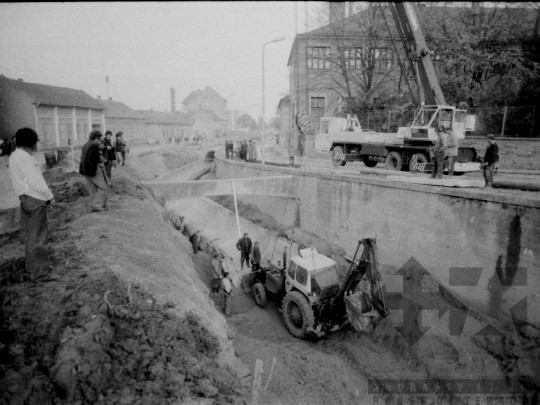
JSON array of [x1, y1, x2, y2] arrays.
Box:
[[444, 128, 458, 177], [221, 272, 233, 316], [9, 128, 58, 282], [211, 252, 224, 293], [181, 217, 200, 254], [224, 140, 229, 159], [430, 126, 447, 179], [115, 131, 127, 166], [482, 134, 499, 188], [103, 131, 116, 180], [288, 142, 295, 167], [1, 137, 13, 167], [247, 140, 253, 162], [236, 232, 252, 270], [251, 242, 261, 272], [80, 131, 109, 211], [241, 140, 248, 161], [252, 140, 258, 163]]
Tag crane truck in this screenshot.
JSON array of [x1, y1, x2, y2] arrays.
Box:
[[314, 2, 482, 174]]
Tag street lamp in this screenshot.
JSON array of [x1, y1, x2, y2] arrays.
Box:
[[226, 92, 236, 136], [262, 36, 285, 164]]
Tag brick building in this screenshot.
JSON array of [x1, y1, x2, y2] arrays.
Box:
[[0, 75, 104, 148], [98, 98, 147, 144]]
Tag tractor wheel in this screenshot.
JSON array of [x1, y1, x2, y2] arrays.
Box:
[[385, 151, 403, 171], [253, 282, 267, 308], [409, 153, 429, 173], [282, 291, 315, 339], [362, 155, 378, 168], [332, 146, 346, 167]]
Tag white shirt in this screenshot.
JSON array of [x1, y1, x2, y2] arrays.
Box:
[[9, 148, 53, 202], [221, 277, 232, 294]]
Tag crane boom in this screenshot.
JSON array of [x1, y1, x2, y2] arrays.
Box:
[[388, 2, 446, 106]]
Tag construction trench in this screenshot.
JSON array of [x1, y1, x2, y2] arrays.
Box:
[[1, 145, 539, 405]]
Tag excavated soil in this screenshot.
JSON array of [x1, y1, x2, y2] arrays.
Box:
[[0, 167, 247, 405]]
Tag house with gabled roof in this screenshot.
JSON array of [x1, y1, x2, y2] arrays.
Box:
[[187, 109, 226, 141], [182, 87, 227, 121], [0, 75, 105, 148], [98, 98, 147, 144]]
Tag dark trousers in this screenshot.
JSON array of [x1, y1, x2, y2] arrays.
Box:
[[189, 234, 199, 254], [20, 196, 51, 278], [104, 160, 113, 179], [251, 262, 260, 272], [430, 151, 444, 179], [483, 165, 494, 187], [241, 251, 250, 267]]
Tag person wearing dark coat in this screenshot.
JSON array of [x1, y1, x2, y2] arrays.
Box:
[[241, 140, 248, 161], [103, 131, 116, 179], [236, 233, 252, 269], [482, 134, 499, 188], [115, 132, 127, 166], [80, 131, 109, 211]]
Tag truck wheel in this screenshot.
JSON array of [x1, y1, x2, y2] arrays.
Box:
[[253, 282, 267, 308], [282, 291, 315, 339], [362, 155, 378, 168], [409, 153, 428, 172], [332, 146, 346, 167], [385, 151, 403, 171]]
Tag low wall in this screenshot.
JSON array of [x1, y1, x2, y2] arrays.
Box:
[[461, 137, 540, 171], [216, 159, 540, 328]]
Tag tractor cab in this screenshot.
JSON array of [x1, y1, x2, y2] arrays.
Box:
[[285, 247, 340, 305]]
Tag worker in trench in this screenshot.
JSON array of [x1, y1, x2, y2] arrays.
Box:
[[221, 272, 233, 316], [236, 232, 252, 270], [179, 216, 201, 254], [211, 252, 225, 294]]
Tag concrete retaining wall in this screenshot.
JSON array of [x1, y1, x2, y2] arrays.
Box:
[[216, 159, 540, 327]]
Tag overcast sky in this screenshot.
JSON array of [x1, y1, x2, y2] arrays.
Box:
[[0, 2, 331, 119]]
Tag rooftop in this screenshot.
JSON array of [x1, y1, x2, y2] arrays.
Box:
[[99, 99, 146, 120], [0, 75, 104, 110]]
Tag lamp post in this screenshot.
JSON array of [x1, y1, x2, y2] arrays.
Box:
[[226, 92, 237, 137], [262, 36, 285, 164]]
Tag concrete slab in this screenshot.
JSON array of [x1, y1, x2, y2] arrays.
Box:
[[386, 175, 485, 188], [147, 175, 298, 200], [152, 160, 214, 182]]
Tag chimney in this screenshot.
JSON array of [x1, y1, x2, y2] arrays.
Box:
[[17, 78, 23, 82], [98, 95, 101, 100], [109, 97, 112, 101], [329, 2, 345, 25], [170, 88, 176, 113]]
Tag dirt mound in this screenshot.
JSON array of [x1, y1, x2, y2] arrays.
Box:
[[0, 167, 247, 405]]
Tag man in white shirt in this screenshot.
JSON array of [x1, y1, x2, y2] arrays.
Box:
[[9, 128, 57, 282]]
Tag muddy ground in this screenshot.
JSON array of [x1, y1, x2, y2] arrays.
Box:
[[0, 164, 248, 405], [1, 149, 539, 405]]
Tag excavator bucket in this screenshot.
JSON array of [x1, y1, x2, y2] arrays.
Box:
[[344, 279, 380, 333]]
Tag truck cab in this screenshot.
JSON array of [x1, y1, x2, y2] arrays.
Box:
[[398, 105, 470, 142], [315, 115, 362, 153]]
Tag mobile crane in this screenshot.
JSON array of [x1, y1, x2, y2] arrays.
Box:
[[314, 2, 481, 173]]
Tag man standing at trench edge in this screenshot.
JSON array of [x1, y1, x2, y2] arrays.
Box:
[[236, 233, 252, 270], [9, 128, 58, 282]]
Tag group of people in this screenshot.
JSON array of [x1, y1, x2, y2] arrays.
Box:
[[431, 127, 499, 187], [79, 130, 128, 212], [225, 140, 258, 162]]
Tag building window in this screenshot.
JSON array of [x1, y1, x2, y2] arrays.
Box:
[[341, 97, 356, 112], [369, 48, 394, 69], [344, 48, 363, 69], [308, 46, 331, 69], [310, 97, 325, 117]]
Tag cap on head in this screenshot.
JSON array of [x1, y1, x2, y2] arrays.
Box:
[[436, 126, 445, 133], [116, 131, 123, 137], [105, 130, 112, 136], [487, 134, 495, 140]]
